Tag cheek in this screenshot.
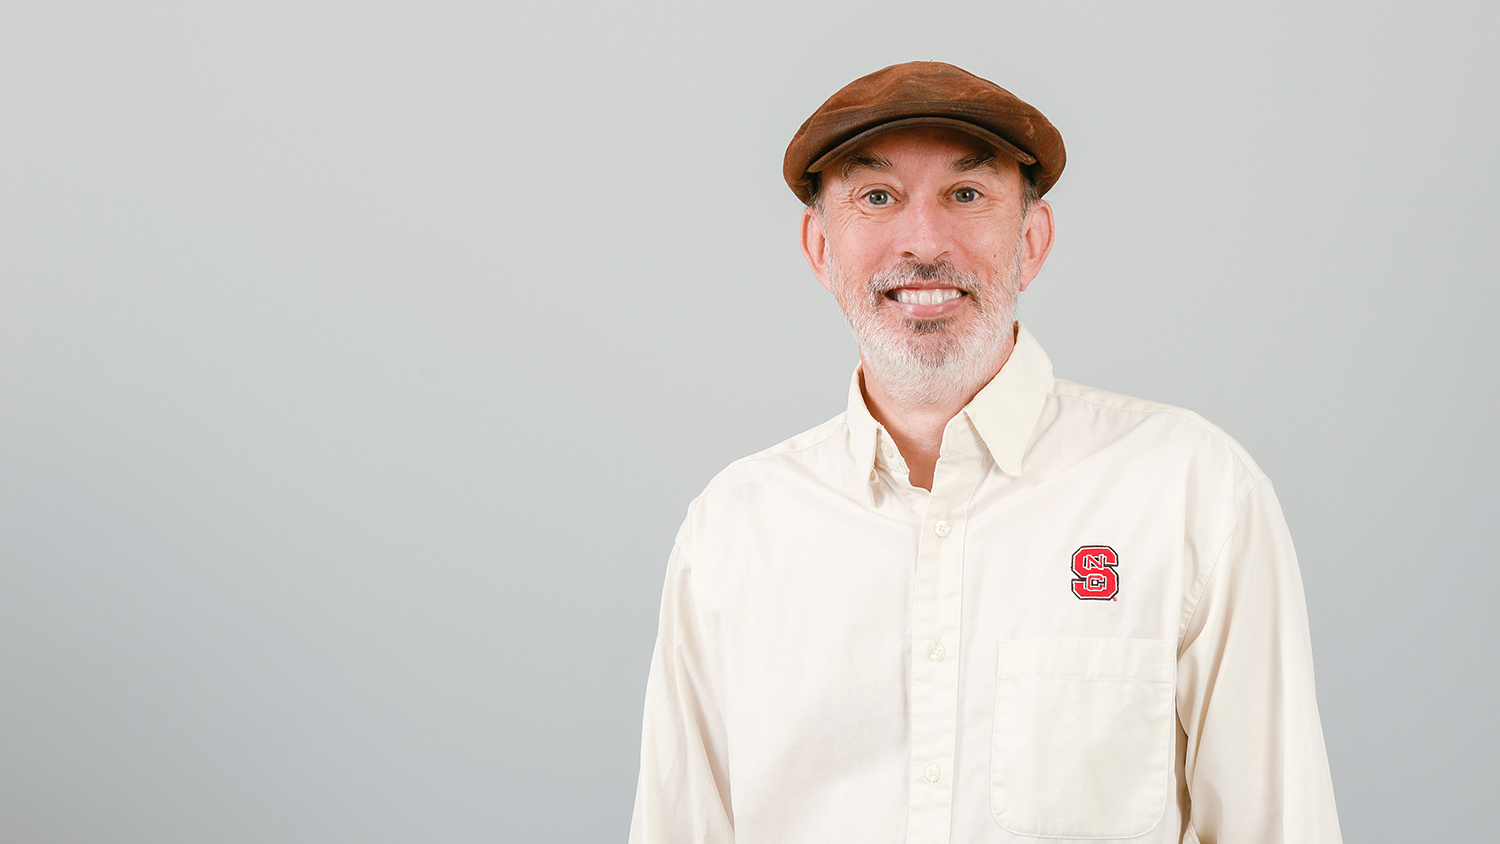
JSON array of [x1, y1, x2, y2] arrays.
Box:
[[828, 227, 880, 263], [827, 212, 895, 255], [973, 232, 1018, 269]]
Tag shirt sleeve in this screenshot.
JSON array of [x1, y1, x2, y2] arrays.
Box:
[[628, 538, 735, 843], [1176, 479, 1342, 844]]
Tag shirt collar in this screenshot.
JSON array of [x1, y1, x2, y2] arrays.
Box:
[[845, 367, 882, 494], [845, 321, 1055, 495], [963, 321, 1055, 477]]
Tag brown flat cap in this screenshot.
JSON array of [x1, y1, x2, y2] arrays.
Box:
[[784, 61, 1065, 205]]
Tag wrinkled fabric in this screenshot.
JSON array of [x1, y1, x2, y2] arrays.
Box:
[[630, 323, 1341, 844]]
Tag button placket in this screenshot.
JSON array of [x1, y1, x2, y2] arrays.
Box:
[[906, 452, 977, 844]]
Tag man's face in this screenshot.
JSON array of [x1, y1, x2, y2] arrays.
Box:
[[801, 126, 1054, 402]]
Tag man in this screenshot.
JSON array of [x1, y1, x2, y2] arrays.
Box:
[[630, 62, 1341, 843]]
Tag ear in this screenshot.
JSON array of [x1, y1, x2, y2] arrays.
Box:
[[800, 205, 834, 293], [1016, 198, 1055, 293]]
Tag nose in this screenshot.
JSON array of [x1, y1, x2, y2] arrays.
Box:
[[892, 194, 953, 264]]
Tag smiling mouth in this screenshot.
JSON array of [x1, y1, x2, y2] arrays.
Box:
[[888, 287, 967, 305]]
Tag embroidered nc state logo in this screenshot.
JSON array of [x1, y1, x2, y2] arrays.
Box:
[[1071, 546, 1119, 601]]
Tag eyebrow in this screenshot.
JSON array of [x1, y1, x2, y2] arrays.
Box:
[[952, 151, 1000, 173], [840, 150, 1002, 181], [840, 153, 893, 179]]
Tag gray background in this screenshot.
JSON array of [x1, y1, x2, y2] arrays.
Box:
[[2, 1, 1495, 841]]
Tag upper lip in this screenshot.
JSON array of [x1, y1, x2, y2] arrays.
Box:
[[886, 283, 970, 294]]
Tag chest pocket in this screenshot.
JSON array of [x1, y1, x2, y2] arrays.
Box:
[[990, 638, 1175, 839]]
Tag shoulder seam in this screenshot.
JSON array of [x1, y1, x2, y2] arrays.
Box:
[[718, 415, 846, 471], [1053, 388, 1266, 482], [1177, 477, 1272, 651]]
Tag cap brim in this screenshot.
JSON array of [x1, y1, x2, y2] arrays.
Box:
[[806, 116, 1038, 175]]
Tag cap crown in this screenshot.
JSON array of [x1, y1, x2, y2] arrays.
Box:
[[784, 62, 1065, 204]]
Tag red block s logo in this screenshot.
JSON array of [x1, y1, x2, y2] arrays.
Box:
[[1071, 546, 1119, 601]]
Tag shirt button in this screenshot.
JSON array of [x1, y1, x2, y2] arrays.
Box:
[[928, 642, 945, 661], [924, 764, 941, 782], [934, 520, 951, 537]]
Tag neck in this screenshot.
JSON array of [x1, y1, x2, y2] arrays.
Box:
[[860, 333, 1016, 491]]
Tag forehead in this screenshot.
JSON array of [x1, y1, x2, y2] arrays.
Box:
[[831, 125, 1016, 181]]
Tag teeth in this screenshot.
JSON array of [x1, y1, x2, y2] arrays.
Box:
[[894, 288, 962, 306]]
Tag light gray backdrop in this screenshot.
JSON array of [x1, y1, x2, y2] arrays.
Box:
[[2, 1, 1495, 841]]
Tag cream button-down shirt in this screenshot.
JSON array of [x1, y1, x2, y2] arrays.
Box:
[[630, 324, 1341, 844]]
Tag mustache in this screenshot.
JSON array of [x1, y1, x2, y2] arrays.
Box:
[[867, 260, 979, 295]]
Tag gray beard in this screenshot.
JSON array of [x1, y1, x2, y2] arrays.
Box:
[[831, 248, 1022, 407]]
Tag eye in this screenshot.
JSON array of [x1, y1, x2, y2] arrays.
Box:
[[953, 187, 979, 203], [863, 189, 891, 206]]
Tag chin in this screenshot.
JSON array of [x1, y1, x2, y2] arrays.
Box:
[[859, 331, 1006, 404], [902, 315, 959, 335]]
